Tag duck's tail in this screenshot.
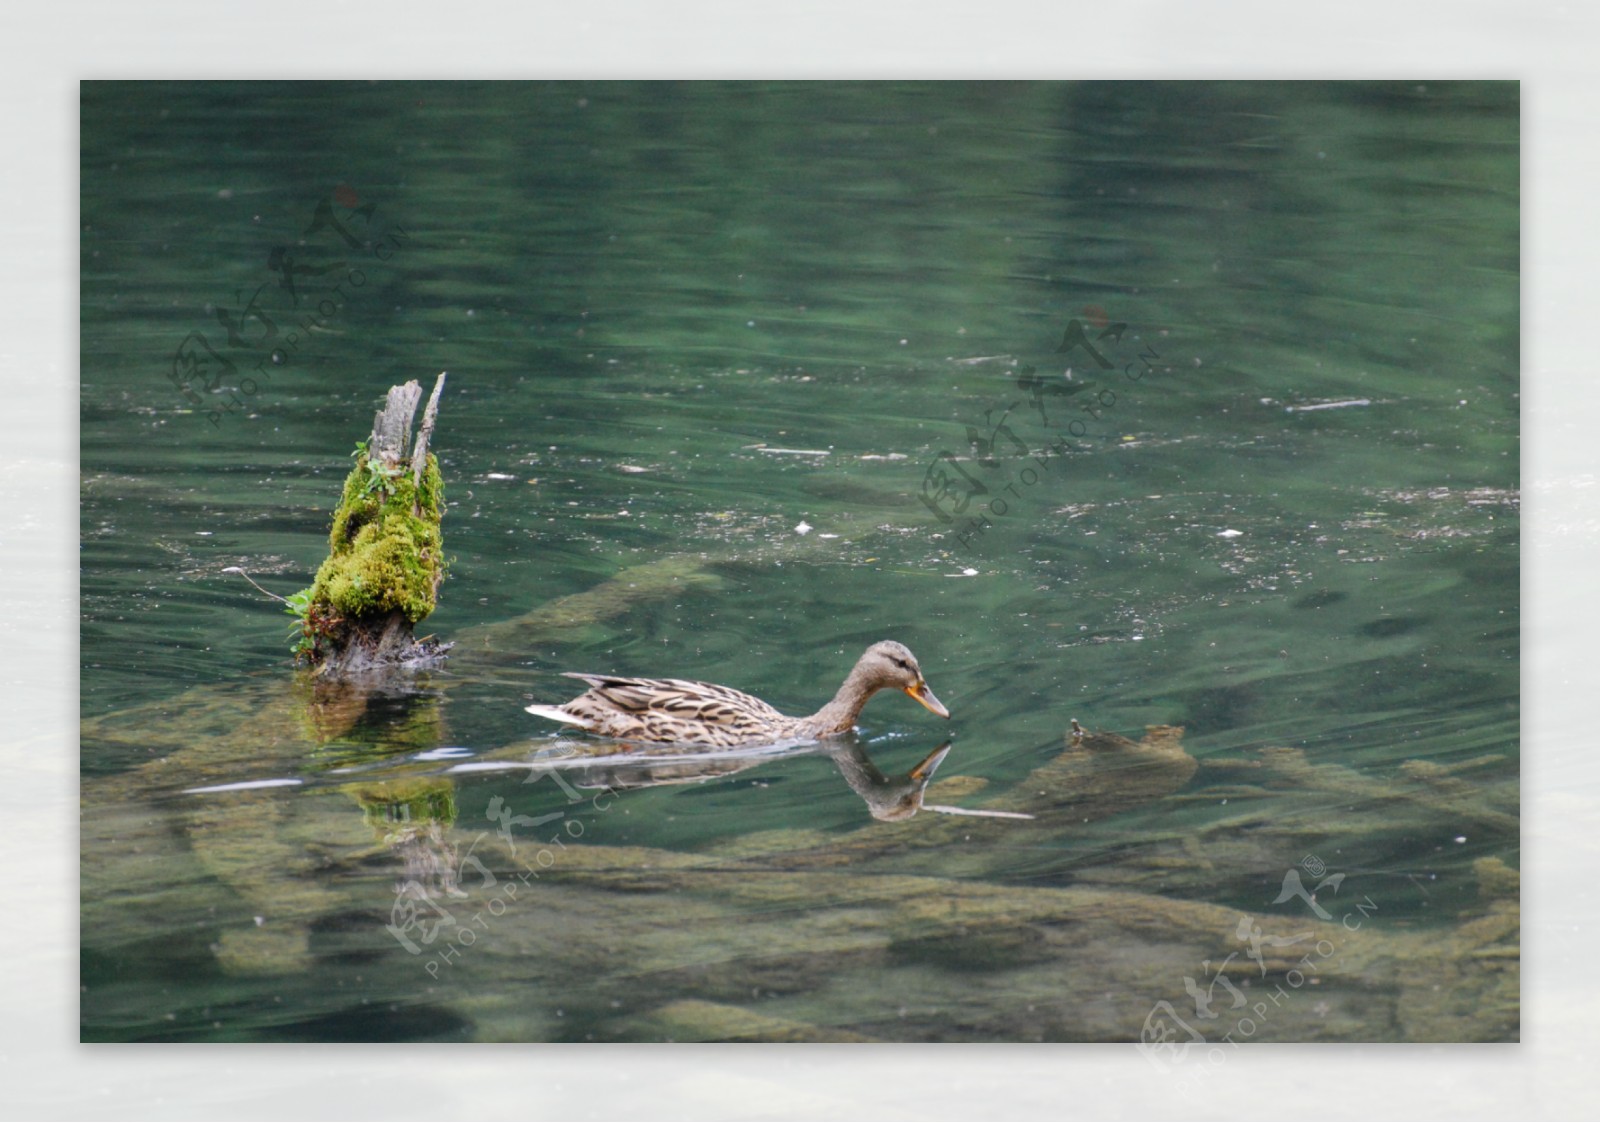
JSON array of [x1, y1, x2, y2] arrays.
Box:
[[524, 703, 590, 727]]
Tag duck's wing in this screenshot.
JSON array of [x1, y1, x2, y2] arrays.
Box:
[[560, 674, 790, 743], [564, 674, 787, 720]]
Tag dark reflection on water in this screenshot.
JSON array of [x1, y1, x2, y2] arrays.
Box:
[[81, 80, 1518, 1042]]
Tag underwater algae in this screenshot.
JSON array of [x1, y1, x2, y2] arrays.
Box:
[[82, 713, 1516, 1041]]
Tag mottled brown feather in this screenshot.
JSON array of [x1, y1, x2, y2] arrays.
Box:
[[526, 641, 948, 747]]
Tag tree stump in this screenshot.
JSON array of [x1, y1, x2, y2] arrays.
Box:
[[295, 372, 453, 678]]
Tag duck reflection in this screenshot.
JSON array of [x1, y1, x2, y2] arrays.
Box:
[[826, 740, 951, 821], [486, 735, 1029, 824], [827, 740, 1036, 822], [503, 737, 818, 794]]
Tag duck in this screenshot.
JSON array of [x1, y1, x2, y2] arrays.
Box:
[[524, 640, 949, 747]]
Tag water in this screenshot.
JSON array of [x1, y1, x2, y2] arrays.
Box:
[[80, 80, 1518, 1043]]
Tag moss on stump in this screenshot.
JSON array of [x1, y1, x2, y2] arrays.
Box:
[[295, 450, 449, 675], [314, 451, 446, 625]]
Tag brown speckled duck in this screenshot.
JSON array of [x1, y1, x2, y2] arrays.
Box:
[[524, 640, 949, 747]]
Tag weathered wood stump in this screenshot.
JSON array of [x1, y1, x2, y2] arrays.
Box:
[[295, 372, 453, 677]]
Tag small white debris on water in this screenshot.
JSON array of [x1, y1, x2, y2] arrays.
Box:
[[485, 472, 516, 480], [182, 778, 303, 794], [1285, 399, 1371, 412], [617, 464, 649, 473], [795, 521, 812, 535], [1218, 529, 1243, 538], [414, 746, 474, 761], [923, 804, 1035, 820]]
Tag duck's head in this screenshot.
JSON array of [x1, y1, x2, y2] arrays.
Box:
[[857, 640, 949, 719]]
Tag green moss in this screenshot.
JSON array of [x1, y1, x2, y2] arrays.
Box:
[[305, 453, 446, 634], [349, 777, 459, 837]]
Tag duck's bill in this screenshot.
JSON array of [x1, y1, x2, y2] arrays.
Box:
[[909, 742, 953, 781], [905, 681, 950, 719]]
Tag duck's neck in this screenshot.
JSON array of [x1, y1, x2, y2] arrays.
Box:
[[805, 664, 881, 734]]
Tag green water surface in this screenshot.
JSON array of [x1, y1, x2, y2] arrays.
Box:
[[79, 80, 1519, 1043]]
